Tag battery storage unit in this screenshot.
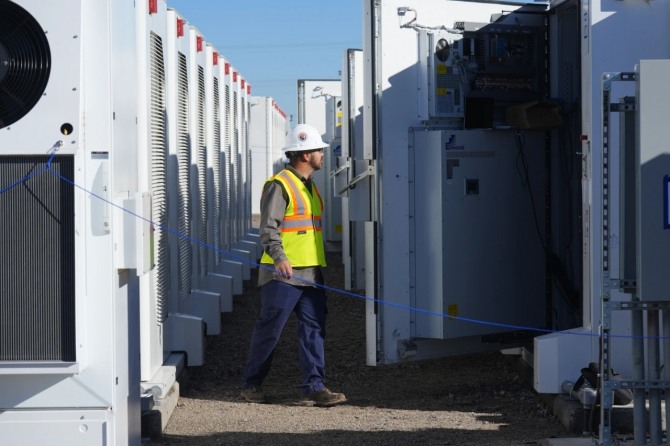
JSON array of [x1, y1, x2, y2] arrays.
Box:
[[363, 0, 670, 394], [136, 0, 171, 386], [230, 69, 241, 242], [339, 48, 371, 291], [1, 0, 268, 442], [363, 0, 552, 366], [189, 26, 211, 286], [249, 96, 289, 215], [205, 44, 223, 274], [222, 59, 234, 251], [0, 0, 141, 444], [324, 96, 344, 243], [186, 26, 238, 303], [163, 8, 213, 359], [297, 79, 343, 251], [240, 76, 252, 238]]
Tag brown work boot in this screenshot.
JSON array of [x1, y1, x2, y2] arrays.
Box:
[[297, 388, 347, 407], [240, 386, 267, 403]]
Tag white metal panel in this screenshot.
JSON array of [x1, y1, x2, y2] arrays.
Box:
[[216, 54, 230, 251], [239, 76, 251, 235], [297, 79, 342, 245], [243, 77, 252, 236], [222, 59, 233, 249], [0, 0, 81, 155], [273, 102, 289, 175], [205, 44, 223, 267], [410, 129, 545, 339], [249, 96, 272, 215], [166, 9, 193, 304], [191, 27, 209, 280], [185, 27, 230, 315], [136, 0, 169, 384], [0, 409, 110, 446], [636, 60, 670, 301], [164, 9, 216, 353], [324, 96, 343, 243], [231, 68, 241, 241], [341, 49, 368, 291]]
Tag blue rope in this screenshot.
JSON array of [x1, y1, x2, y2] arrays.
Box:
[[0, 158, 662, 340], [0, 167, 48, 195], [0, 141, 63, 194]]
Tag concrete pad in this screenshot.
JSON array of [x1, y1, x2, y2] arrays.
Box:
[[141, 380, 180, 440]]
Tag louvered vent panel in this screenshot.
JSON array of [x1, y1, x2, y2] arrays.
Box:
[[177, 52, 192, 298], [233, 91, 239, 239], [223, 84, 232, 249], [241, 97, 248, 228], [245, 140, 252, 229], [0, 156, 75, 361], [212, 77, 222, 264], [247, 103, 252, 226], [150, 32, 168, 323], [197, 66, 208, 276]]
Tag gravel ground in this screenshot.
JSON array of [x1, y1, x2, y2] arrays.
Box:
[[151, 251, 571, 446]]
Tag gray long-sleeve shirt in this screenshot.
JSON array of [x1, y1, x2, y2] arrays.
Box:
[[257, 165, 325, 288]]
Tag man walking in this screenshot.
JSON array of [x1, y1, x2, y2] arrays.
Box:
[[241, 123, 347, 407]]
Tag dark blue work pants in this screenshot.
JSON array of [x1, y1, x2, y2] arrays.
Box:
[[242, 280, 328, 396]]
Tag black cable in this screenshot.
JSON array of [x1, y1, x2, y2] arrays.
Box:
[[513, 129, 581, 318]]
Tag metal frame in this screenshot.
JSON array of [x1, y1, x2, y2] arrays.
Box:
[[599, 70, 670, 446]]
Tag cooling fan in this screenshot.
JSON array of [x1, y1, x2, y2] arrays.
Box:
[[0, 0, 51, 130]]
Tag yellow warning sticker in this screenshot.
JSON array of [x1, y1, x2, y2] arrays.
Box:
[[335, 224, 342, 233], [436, 88, 448, 96], [447, 304, 458, 318], [436, 64, 447, 74]]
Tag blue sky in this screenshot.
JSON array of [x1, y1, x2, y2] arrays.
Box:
[[168, 0, 363, 122]]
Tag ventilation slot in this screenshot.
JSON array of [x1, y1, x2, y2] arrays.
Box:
[[177, 52, 192, 299], [197, 66, 208, 277], [241, 97, 249, 229], [149, 32, 168, 323], [233, 90, 239, 239], [224, 84, 232, 249], [0, 156, 75, 361], [212, 77, 222, 264]]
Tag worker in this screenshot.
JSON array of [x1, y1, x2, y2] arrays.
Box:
[[240, 123, 347, 407]]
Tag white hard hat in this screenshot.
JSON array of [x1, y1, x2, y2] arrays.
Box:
[[282, 124, 328, 153]]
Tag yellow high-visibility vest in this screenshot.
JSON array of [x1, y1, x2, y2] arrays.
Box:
[[260, 169, 327, 267]]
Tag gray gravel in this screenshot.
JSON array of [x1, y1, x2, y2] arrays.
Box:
[[150, 252, 571, 445]]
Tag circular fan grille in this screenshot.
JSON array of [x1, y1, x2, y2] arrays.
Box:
[[0, 0, 51, 129]]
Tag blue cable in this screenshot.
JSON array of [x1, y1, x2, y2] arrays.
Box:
[[0, 167, 48, 195], [0, 159, 664, 340]]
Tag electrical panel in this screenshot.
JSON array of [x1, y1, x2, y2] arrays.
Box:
[[410, 129, 546, 340], [421, 17, 546, 125], [426, 30, 465, 118]]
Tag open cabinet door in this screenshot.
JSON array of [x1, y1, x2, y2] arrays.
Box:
[[409, 129, 546, 339], [362, 0, 555, 365]]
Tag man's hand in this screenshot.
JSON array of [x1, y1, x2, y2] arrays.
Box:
[[274, 260, 293, 279]]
